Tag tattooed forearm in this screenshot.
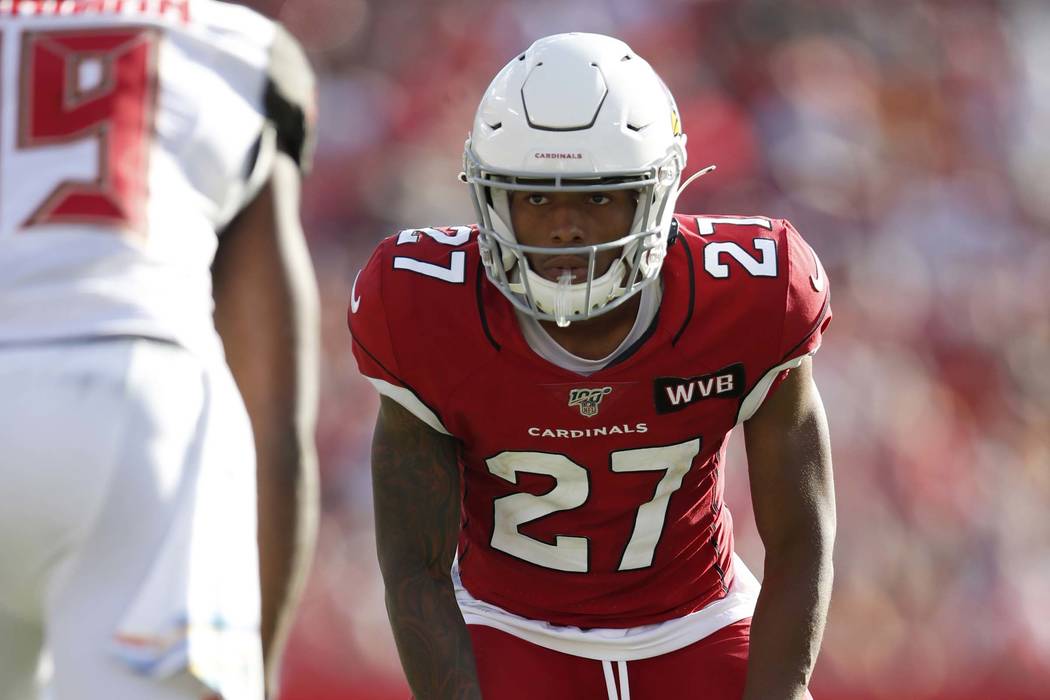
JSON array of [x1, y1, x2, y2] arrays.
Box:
[[371, 397, 482, 700]]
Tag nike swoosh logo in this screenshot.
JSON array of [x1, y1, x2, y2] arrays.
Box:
[[350, 271, 362, 313], [810, 254, 825, 293]]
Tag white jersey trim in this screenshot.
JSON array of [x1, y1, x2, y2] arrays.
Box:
[[735, 348, 818, 424], [366, 377, 451, 436], [453, 553, 760, 662]]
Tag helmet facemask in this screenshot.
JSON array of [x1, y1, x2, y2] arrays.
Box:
[[465, 145, 684, 327]]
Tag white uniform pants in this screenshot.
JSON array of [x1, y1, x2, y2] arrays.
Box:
[[0, 338, 264, 700]]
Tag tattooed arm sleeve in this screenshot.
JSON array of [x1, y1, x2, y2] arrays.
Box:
[[371, 396, 482, 700]]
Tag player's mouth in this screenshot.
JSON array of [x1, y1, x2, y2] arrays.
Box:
[[539, 255, 589, 283]]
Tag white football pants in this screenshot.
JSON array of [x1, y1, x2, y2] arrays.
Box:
[[0, 338, 264, 700]]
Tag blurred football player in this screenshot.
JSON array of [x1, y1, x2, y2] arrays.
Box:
[[350, 33, 833, 700], [0, 1, 319, 699]]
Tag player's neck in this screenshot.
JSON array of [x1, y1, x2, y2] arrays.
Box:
[[537, 294, 643, 361]]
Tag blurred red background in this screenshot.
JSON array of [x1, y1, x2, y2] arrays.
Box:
[[240, 1, 1050, 698]]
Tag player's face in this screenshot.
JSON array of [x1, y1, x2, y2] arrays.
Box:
[[510, 190, 637, 283]]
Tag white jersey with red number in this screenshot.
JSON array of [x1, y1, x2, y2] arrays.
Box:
[[0, 0, 309, 356], [349, 215, 831, 654]]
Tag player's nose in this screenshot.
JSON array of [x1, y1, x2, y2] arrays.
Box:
[[546, 201, 588, 245]]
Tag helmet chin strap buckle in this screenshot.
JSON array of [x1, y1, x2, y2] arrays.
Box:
[[666, 218, 681, 246]]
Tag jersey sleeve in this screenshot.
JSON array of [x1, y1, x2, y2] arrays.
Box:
[[348, 240, 453, 436], [264, 24, 317, 173], [779, 219, 831, 363], [197, 5, 315, 228], [231, 23, 316, 218], [736, 219, 831, 423]]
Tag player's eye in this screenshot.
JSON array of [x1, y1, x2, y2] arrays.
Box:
[[527, 194, 548, 205], [590, 193, 612, 205]]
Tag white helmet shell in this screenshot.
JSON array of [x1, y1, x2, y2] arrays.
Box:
[[464, 32, 688, 327]]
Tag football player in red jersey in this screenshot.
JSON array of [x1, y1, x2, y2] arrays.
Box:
[[350, 33, 833, 700]]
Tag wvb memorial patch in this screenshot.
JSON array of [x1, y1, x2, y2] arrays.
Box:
[[653, 363, 745, 414]]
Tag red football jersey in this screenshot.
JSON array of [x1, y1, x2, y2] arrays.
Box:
[[349, 214, 830, 629]]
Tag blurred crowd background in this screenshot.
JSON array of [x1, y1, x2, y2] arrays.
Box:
[[239, 1, 1050, 698]]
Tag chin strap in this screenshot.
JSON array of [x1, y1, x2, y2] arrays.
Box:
[[509, 256, 629, 326]]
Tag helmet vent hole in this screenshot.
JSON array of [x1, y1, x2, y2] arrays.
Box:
[[626, 123, 645, 132], [485, 122, 502, 131], [621, 55, 632, 61], [518, 54, 525, 61]]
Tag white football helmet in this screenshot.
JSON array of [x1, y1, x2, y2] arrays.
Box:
[[464, 33, 689, 326]]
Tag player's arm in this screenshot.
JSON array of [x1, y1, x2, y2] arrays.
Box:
[[372, 396, 482, 700], [742, 355, 835, 700], [212, 151, 321, 691]]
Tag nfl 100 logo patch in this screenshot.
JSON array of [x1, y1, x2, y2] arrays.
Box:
[[567, 387, 613, 418]]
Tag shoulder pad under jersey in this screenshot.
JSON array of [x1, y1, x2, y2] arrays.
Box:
[[674, 213, 831, 362]]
